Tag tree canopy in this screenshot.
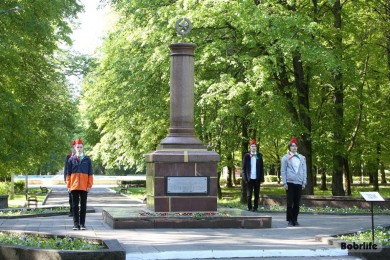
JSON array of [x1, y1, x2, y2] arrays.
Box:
[[0, 0, 82, 177], [1, 1, 388, 196], [79, 0, 389, 195]]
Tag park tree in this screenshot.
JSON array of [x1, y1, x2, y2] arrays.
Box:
[[80, 0, 389, 196], [0, 1, 82, 189]]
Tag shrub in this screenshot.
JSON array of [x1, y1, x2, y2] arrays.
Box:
[[219, 178, 227, 187], [264, 175, 279, 183], [14, 181, 25, 194], [0, 182, 10, 195]]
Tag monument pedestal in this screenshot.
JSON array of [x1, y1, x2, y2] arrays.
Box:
[[145, 150, 219, 212], [145, 41, 220, 212]]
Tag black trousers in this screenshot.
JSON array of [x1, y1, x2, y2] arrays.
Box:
[[247, 179, 260, 210], [68, 192, 73, 214], [286, 182, 302, 222], [71, 190, 88, 226]]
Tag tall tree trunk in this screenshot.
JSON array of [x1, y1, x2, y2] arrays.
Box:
[[359, 160, 364, 184], [369, 169, 373, 184], [226, 152, 233, 188], [331, 0, 345, 196], [273, 50, 313, 195], [240, 92, 250, 204], [386, 0, 390, 81], [217, 139, 222, 199], [380, 162, 387, 184], [343, 158, 351, 195], [373, 143, 380, 191], [218, 170, 222, 199], [292, 50, 313, 195], [273, 139, 281, 184], [382, 0, 389, 185], [10, 172, 15, 200], [320, 168, 327, 190], [233, 169, 237, 185]]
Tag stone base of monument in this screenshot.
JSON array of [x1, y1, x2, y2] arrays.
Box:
[[102, 207, 272, 229], [145, 149, 220, 212]]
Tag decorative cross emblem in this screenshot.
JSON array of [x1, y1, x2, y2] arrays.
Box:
[[175, 18, 192, 42]]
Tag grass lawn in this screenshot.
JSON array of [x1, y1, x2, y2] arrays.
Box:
[[8, 184, 388, 212], [222, 184, 390, 198], [110, 187, 145, 200], [7, 188, 48, 208], [112, 183, 389, 214], [338, 226, 390, 246], [113, 184, 390, 200]]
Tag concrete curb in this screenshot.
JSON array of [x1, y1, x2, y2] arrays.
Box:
[[0, 231, 126, 260], [125, 248, 349, 260]]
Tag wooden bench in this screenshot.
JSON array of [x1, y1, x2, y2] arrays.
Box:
[[25, 193, 38, 208], [121, 180, 146, 187], [117, 181, 129, 194], [40, 186, 48, 194], [117, 180, 146, 194]]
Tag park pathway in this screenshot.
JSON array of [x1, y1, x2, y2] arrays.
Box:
[[2, 186, 387, 259]]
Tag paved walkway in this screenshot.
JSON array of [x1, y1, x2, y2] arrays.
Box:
[[1, 186, 388, 259]]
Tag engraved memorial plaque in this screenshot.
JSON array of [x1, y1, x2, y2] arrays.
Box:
[[166, 176, 209, 196], [360, 192, 385, 202]]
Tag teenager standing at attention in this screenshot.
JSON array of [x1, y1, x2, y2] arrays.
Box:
[[67, 138, 93, 230], [281, 137, 307, 227], [64, 140, 76, 217], [242, 139, 264, 212]]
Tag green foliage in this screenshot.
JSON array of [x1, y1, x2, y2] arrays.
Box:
[[0, 1, 83, 178], [7, 193, 46, 208], [111, 187, 145, 200], [76, 0, 390, 194], [0, 207, 69, 217], [219, 177, 227, 187], [338, 226, 390, 246], [0, 232, 105, 250], [264, 176, 279, 183], [13, 181, 25, 194], [0, 182, 10, 195]]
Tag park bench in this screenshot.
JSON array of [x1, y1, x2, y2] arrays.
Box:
[[117, 181, 128, 194], [25, 193, 38, 208], [117, 180, 146, 194], [40, 186, 48, 194]]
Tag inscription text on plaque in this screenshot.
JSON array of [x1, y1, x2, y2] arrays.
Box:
[[166, 176, 209, 196]]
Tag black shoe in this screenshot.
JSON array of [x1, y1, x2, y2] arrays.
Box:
[[68, 213, 73, 217], [288, 221, 294, 227], [247, 208, 252, 212], [72, 225, 80, 230], [80, 225, 86, 230], [252, 209, 258, 212], [293, 221, 300, 226]]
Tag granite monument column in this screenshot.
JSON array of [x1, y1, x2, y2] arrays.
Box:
[[145, 19, 219, 212]]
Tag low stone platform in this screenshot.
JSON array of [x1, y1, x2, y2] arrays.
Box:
[[260, 194, 390, 209], [102, 207, 272, 229]]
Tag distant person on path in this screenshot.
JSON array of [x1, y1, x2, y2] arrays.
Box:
[[67, 138, 93, 230], [281, 137, 307, 227], [64, 140, 76, 217], [242, 139, 264, 212]]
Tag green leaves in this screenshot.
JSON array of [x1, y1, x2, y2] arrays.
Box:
[[79, 0, 389, 183], [0, 0, 82, 177]]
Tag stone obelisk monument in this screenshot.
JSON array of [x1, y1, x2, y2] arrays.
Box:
[[145, 18, 220, 212]]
